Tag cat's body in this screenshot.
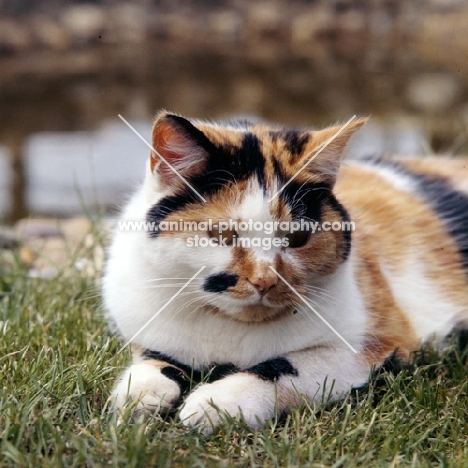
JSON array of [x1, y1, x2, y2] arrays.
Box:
[[104, 112, 468, 433]]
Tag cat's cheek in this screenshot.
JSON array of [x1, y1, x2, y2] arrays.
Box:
[[110, 363, 181, 415], [179, 374, 276, 435]]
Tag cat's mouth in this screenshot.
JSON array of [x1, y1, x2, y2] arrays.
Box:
[[209, 302, 295, 323], [203, 272, 301, 322]]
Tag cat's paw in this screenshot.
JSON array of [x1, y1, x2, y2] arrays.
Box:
[[111, 363, 181, 416], [179, 373, 276, 434]]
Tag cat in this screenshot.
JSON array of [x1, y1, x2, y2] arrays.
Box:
[[103, 111, 468, 434]]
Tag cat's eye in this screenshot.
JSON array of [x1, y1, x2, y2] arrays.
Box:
[[208, 226, 237, 245], [285, 230, 310, 248]]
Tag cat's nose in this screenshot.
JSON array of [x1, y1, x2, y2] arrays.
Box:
[[248, 272, 278, 295]]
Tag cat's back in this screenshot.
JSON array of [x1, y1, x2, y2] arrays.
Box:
[[335, 156, 468, 237], [335, 157, 468, 361]]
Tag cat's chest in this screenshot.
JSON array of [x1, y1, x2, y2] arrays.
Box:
[[131, 306, 320, 368]]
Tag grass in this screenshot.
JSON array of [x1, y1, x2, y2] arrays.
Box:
[[1, 246, 468, 467]]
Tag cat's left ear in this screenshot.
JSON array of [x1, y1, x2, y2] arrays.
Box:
[[150, 112, 212, 188], [305, 117, 368, 185]]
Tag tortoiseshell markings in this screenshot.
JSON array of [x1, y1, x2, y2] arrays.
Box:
[[368, 158, 468, 272], [146, 131, 268, 237]]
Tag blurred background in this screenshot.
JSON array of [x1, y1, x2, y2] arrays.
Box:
[[1, 0, 468, 222]]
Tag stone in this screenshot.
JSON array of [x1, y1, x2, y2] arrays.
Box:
[[28, 14, 70, 51], [58, 217, 93, 248], [407, 73, 461, 112], [15, 219, 62, 240], [13, 215, 112, 277], [0, 226, 21, 249], [107, 4, 147, 44], [0, 17, 31, 54], [208, 11, 245, 43], [22, 236, 70, 277], [61, 5, 104, 45], [291, 11, 334, 43]]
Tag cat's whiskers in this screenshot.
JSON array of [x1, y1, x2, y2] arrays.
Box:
[[137, 283, 202, 289], [139, 277, 205, 283], [291, 294, 338, 324], [123, 277, 204, 291], [289, 181, 330, 211], [204, 169, 240, 187], [188, 296, 216, 319], [173, 293, 214, 320], [301, 285, 342, 305]]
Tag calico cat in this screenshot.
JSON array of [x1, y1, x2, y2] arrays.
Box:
[[103, 111, 468, 433]]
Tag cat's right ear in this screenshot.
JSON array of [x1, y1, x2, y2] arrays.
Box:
[[150, 112, 210, 188]]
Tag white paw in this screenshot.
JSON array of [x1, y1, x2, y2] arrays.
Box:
[[111, 363, 181, 415], [179, 373, 276, 434]]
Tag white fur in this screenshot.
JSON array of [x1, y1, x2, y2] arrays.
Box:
[[380, 258, 467, 342], [111, 362, 181, 413], [350, 159, 418, 194], [180, 373, 277, 434]]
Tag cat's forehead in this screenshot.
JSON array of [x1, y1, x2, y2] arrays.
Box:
[[194, 120, 312, 159], [232, 179, 277, 224]]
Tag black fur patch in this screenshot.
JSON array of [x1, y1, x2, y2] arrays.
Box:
[[160, 366, 192, 393], [326, 195, 353, 261], [146, 191, 199, 238], [413, 175, 468, 271], [206, 363, 239, 381], [142, 350, 201, 393], [283, 131, 310, 157], [142, 350, 194, 376], [246, 357, 298, 381], [239, 133, 266, 191], [271, 156, 330, 225], [283, 181, 328, 225], [203, 272, 239, 293]]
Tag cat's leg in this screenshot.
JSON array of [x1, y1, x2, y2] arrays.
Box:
[[111, 347, 194, 415], [179, 347, 370, 434]]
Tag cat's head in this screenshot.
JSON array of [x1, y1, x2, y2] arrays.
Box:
[[143, 111, 365, 323]]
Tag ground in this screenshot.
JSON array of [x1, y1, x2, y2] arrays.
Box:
[[1, 223, 468, 467]]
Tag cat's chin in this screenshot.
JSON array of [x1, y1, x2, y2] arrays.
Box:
[[211, 304, 294, 323]]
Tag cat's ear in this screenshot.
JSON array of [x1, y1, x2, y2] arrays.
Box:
[[306, 117, 367, 185], [150, 112, 211, 187]]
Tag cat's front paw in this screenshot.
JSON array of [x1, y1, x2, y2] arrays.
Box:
[[179, 373, 276, 434], [111, 362, 181, 416]]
